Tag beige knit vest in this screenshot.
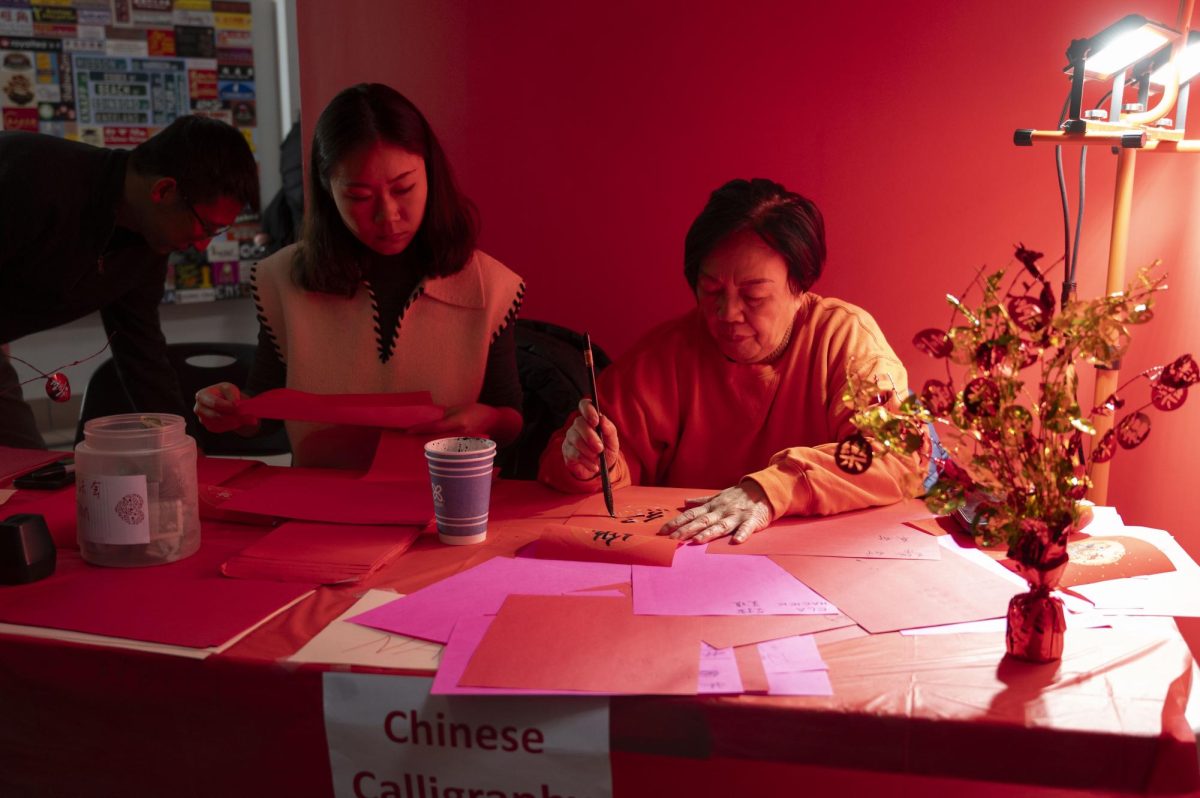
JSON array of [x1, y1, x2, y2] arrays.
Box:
[[251, 245, 524, 468]]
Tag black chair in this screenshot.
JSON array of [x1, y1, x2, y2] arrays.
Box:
[[498, 319, 612, 480], [74, 342, 292, 457]]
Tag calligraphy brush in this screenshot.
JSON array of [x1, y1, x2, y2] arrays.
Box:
[[583, 332, 615, 518]]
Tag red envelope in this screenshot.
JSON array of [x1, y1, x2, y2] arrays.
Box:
[[531, 523, 679, 566]]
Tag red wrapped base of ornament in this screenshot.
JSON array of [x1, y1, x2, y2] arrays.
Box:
[[1005, 588, 1065, 662]]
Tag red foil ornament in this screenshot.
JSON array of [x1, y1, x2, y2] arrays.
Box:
[[1007, 295, 1049, 332], [912, 329, 952, 359], [1116, 412, 1152, 449], [1151, 381, 1188, 412], [921, 379, 955, 416], [44, 372, 71, 403], [1161, 354, 1199, 389], [963, 377, 1000, 417], [1091, 429, 1117, 463]]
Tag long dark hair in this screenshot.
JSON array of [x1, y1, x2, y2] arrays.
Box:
[[683, 178, 826, 295], [293, 83, 478, 295]]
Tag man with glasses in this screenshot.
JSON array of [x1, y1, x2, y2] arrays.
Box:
[[0, 115, 258, 448]]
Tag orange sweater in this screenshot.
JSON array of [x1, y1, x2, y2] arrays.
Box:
[[538, 294, 917, 518]]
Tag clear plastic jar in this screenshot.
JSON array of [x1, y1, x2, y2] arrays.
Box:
[[74, 413, 200, 567]]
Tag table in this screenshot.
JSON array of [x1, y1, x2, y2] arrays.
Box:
[[1, 474, 1198, 797]]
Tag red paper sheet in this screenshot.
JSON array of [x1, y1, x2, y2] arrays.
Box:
[[198, 484, 278, 526], [458, 594, 703, 694], [221, 521, 421, 584], [770, 549, 1023, 634], [457, 593, 854, 694], [0, 526, 311, 648], [706, 499, 935, 557], [216, 469, 433, 525], [531, 523, 679, 566], [361, 430, 437, 482], [196, 456, 263, 488], [567, 485, 709, 534], [0, 445, 69, 487], [237, 388, 443, 429]]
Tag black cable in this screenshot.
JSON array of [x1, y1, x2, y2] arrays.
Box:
[[1056, 93, 1072, 304], [1068, 145, 1086, 305]]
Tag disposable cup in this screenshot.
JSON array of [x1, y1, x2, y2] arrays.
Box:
[[424, 437, 495, 545]]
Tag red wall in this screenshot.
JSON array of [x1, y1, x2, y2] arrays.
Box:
[[296, 1, 1200, 549]]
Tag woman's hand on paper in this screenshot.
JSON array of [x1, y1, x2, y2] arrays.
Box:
[[193, 382, 258, 434], [406, 403, 522, 446], [562, 398, 620, 481], [659, 481, 773, 545]]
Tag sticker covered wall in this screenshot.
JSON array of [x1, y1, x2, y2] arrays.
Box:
[[0, 0, 256, 151]]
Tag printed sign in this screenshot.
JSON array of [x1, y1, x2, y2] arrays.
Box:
[[77, 473, 152, 544], [324, 674, 612, 798]]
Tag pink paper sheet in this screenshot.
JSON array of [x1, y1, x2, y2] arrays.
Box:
[[632, 543, 836, 616], [0, 529, 311, 647], [757, 634, 826, 672], [217, 469, 433, 525], [237, 388, 444, 429], [698, 643, 744, 695], [770, 548, 1023, 633], [349, 556, 631, 642], [220, 521, 420, 584], [763, 668, 833, 696], [705, 499, 937, 557]]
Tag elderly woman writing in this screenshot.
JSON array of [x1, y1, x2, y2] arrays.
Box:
[[538, 178, 915, 544]]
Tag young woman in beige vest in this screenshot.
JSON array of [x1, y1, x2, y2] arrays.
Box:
[[194, 83, 524, 468]]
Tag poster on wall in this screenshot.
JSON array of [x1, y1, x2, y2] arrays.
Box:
[[0, 1, 256, 144], [1, 0, 262, 303]]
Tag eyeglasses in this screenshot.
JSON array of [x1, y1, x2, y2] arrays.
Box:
[[180, 192, 234, 239]]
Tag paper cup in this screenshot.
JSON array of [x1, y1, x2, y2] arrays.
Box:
[[425, 437, 495, 545]]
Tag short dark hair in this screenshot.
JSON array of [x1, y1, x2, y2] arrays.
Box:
[[130, 115, 259, 209], [683, 178, 826, 295], [294, 83, 477, 296]]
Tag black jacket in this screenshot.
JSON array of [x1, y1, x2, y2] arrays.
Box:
[[0, 131, 187, 421]]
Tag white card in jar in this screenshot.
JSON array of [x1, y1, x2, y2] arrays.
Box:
[[77, 474, 151, 545]]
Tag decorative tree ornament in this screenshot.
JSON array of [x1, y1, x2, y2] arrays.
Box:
[[921, 379, 955, 417], [1151, 381, 1188, 412], [44, 372, 70, 403], [1007, 295, 1049, 332], [963, 377, 1000, 417], [912, 329, 953, 359], [1116, 412, 1152, 449], [833, 433, 873, 475], [1162, 354, 1199, 389], [1091, 430, 1117, 463], [5, 335, 113, 404], [973, 340, 1006, 372], [839, 246, 1193, 664]]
